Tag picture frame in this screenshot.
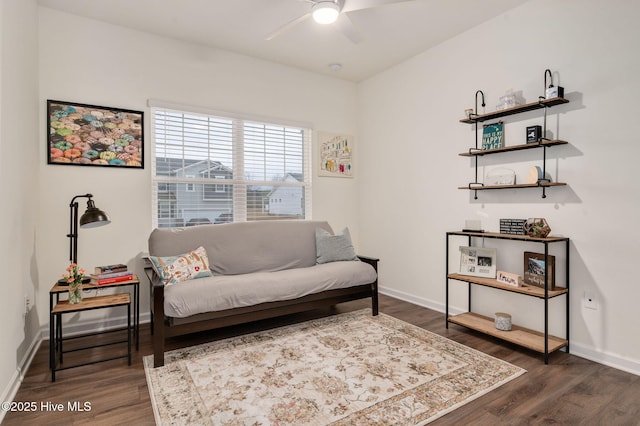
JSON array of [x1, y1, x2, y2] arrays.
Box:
[[523, 251, 556, 289], [459, 246, 497, 279], [481, 121, 504, 150], [318, 131, 353, 178], [47, 100, 144, 168]]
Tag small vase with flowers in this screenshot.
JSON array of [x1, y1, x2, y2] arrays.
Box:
[[62, 263, 85, 304]]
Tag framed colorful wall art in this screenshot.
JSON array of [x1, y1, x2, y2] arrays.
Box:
[[47, 100, 144, 168], [318, 131, 353, 178]]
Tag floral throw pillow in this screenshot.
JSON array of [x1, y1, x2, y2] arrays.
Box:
[[149, 246, 213, 286]]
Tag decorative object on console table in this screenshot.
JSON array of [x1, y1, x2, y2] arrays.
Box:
[[524, 217, 551, 238], [58, 194, 110, 285], [500, 219, 526, 235], [496, 270, 523, 287], [481, 122, 504, 150], [47, 100, 144, 169], [524, 251, 556, 289], [459, 246, 497, 279], [494, 312, 512, 331], [463, 219, 483, 233]]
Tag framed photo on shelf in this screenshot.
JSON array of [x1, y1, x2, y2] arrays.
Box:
[[459, 246, 497, 279], [481, 121, 504, 150], [523, 251, 556, 289], [47, 100, 144, 169]]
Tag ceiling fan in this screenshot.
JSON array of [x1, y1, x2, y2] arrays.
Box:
[[266, 0, 416, 44]]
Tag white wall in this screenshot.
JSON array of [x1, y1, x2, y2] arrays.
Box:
[[357, 0, 640, 373], [36, 9, 360, 329], [0, 0, 40, 409]]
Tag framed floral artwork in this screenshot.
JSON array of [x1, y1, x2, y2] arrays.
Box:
[[47, 100, 144, 168]]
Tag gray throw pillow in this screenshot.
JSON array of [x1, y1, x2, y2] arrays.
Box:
[[316, 227, 359, 264]]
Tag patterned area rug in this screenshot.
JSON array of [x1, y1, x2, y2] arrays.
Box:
[[144, 310, 525, 425]]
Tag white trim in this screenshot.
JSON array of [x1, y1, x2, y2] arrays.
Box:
[[570, 342, 640, 377], [38, 312, 151, 340], [147, 98, 313, 130], [379, 286, 639, 376], [0, 334, 42, 424]]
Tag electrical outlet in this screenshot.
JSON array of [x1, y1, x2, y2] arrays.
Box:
[[584, 291, 597, 310], [24, 295, 31, 314]]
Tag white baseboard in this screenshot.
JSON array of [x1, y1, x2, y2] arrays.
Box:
[[0, 334, 42, 424], [379, 286, 465, 316], [39, 311, 151, 340], [378, 286, 640, 377], [569, 342, 640, 376], [0, 312, 151, 423]]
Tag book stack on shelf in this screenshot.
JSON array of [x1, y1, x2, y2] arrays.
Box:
[[91, 264, 133, 285]]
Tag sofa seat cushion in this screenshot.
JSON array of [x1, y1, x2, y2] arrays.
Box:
[[163, 260, 377, 318]]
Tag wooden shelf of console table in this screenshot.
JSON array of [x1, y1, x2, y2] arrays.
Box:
[[447, 312, 568, 354], [447, 273, 567, 299]]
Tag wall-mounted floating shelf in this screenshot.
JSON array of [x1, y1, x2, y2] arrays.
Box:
[[460, 97, 569, 124], [459, 139, 568, 157], [459, 95, 571, 199]]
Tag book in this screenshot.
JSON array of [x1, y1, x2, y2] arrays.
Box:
[[91, 271, 133, 280], [95, 263, 128, 274], [91, 274, 134, 285]]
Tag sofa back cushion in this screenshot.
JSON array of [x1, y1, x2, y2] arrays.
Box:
[[148, 220, 333, 275]]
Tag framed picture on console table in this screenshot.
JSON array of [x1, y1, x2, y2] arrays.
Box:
[[459, 246, 497, 279], [47, 100, 144, 169], [523, 251, 556, 289]]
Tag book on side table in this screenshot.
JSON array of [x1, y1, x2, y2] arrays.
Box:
[[95, 263, 128, 274], [92, 263, 132, 285]]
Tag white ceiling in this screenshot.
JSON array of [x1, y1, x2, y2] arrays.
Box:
[[37, 0, 528, 82]]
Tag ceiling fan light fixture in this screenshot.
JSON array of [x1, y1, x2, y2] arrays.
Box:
[[312, 1, 340, 25]]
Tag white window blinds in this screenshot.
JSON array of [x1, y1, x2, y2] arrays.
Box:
[[150, 101, 312, 228]]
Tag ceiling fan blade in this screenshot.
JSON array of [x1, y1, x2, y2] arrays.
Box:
[[266, 12, 311, 41], [336, 13, 363, 44], [341, 0, 416, 13]]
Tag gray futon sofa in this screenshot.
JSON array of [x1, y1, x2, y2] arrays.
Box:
[[147, 220, 379, 367]]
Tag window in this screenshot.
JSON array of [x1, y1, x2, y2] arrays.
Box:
[[150, 101, 312, 228], [185, 174, 195, 192]]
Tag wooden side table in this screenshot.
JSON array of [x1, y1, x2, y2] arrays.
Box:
[[49, 292, 131, 382], [49, 275, 140, 350]]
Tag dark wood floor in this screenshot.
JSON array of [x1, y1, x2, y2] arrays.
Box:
[[4, 294, 640, 425]]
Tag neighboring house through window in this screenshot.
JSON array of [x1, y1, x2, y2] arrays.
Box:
[[150, 100, 312, 228]]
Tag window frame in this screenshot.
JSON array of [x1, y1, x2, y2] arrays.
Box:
[[149, 100, 313, 229]]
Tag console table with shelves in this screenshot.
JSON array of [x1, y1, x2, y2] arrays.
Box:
[[460, 96, 570, 199], [445, 231, 570, 364]]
